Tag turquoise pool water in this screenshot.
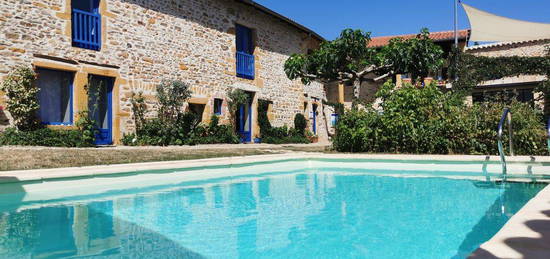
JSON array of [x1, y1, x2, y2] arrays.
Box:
[[0, 164, 546, 258]]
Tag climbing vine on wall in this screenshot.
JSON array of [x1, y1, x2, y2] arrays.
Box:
[[449, 48, 550, 92], [257, 99, 272, 133], [449, 47, 550, 114]]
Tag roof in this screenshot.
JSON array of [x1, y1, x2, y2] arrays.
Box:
[[465, 38, 550, 51], [237, 0, 325, 41], [368, 30, 470, 48]]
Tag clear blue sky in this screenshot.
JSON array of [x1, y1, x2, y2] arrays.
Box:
[[255, 0, 550, 40]]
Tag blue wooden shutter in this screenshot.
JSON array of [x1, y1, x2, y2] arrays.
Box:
[[72, 0, 101, 50]]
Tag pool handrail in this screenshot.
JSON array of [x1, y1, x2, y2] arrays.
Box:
[[497, 107, 514, 176]]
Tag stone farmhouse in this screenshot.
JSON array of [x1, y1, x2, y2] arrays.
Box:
[[0, 0, 329, 144]]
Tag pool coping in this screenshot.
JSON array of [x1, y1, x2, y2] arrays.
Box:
[[2, 153, 550, 184], [469, 183, 550, 259]]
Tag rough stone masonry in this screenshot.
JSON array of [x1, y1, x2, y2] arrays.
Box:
[[0, 0, 330, 143]]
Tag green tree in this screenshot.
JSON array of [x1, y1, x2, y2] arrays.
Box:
[[294, 113, 307, 135], [284, 28, 444, 98], [380, 28, 444, 84], [157, 80, 192, 121], [226, 88, 249, 131]]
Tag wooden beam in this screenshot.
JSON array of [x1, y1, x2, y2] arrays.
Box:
[[338, 83, 345, 104]]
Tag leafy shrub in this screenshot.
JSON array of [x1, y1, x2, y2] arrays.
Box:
[[333, 82, 547, 155], [75, 111, 97, 145], [294, 113, 307, 135], [122, 81, 238, 146], [262, 129, 310, 144], [0, 66, 40, 130], [258, 99, 272, 133], [261, 124, 311, 145], [256, 100, 310, 144], [127, 111, 239, 146], [136, 118, 172, 146], [121, 133, 138, 146], [130, 91, 147, 133], [157, 80, 192, 121], [187, 115, 240, 145], [0, 127, 94, 147]]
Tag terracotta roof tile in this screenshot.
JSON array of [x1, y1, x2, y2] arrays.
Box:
[[368, 30, 470, 47]]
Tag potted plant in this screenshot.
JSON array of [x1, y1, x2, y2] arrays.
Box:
[[306, 130, 318, 143]]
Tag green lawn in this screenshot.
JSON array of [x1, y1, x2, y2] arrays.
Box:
[[0, 144, 329, 171]]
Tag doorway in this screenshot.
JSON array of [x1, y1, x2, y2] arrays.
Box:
[[88, 75, 114, 145], [312, 103, 318, 135], [237, 92, 254, 143]]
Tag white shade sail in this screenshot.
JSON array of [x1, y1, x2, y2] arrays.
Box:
[[463, 3, 550, 42]]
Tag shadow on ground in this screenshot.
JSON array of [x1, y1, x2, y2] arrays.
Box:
[[469, 209, 550, 259]]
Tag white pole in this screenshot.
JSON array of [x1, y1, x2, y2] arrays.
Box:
[[455, 0, 459, 48]]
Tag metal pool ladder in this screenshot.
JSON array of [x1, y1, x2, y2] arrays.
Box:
[[498, 108, 514, 176]]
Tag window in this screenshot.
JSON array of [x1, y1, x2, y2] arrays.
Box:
[[472, 88, 535, 105], [331, 113, 339, 127], [236, 24, 255, 79], [36, 68, 74, 125], [72, 0, 101, 50], [214, 98, 223, 115], [72, 0, 99, 12], [189, 103, 205, 122]]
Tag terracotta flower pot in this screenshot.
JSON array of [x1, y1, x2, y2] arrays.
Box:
[[308, 136, 319, 143]]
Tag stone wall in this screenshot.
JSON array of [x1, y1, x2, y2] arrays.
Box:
[[0, 0, 328, 142], [465, 40, 549, 109]]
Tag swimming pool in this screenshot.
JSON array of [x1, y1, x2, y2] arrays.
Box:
[[0, 159, 546, 258]]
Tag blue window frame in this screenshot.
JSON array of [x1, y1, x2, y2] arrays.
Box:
[[36, 68, 74, 125], [236, 24, 255, 79], [331, 113, 339, 127], [72, 0, 101, 50], [214, 98, 223, 115]]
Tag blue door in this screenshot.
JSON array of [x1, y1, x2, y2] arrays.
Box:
[[88, 75, 113, 145], [238, 101, 252, 143], [312, 104, 318, 135]]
